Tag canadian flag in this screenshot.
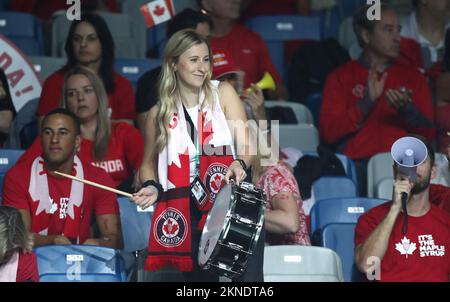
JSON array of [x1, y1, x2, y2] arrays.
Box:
[[140, 0, 175, 28]]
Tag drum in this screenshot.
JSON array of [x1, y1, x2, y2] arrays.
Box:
[[198, 181, 266, 278]]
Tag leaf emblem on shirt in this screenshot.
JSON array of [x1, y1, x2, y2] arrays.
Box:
[[395, 236, 416, 258]]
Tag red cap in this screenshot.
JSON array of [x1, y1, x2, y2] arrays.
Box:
[[212, 49, 242, 80]]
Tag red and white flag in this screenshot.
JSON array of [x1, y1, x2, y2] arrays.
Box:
[[140, 0, 175, 28]]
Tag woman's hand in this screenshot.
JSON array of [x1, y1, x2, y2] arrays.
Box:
[[224, 160, 247, 185], [132, 186, 159, 210]]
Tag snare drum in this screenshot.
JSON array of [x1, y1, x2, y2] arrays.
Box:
[[198, 181, 266, 278]]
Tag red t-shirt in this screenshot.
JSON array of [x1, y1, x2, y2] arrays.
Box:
[[18, 123, 143, 187], [320, 60, 435, 160], [36, 70, 135, 120], [355, 202, 450, 282], [430, 184, 450, 215], [2, 158, 119, 244], [17, 252, 39, 282], [210, 24, 282, 89]]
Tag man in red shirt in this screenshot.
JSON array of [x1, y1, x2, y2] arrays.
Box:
[[355, 137, 450, 282], [199, 0, 288, 100], [320, 4, 435, 195], [2, 109, 122, 248]]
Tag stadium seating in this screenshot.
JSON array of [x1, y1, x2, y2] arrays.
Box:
[[34, 245, 127, 282], [120, 0, 149, 59], [273, 124, 319, 151], [312, 176, 358, 203], [264, 101, 314, 124], [29, 56, 66, 82], [246, 15, 321, 78], [367, 152, 393, 198], [0, 149, 24, 199], [309, 197, 385, 243], [264, 245, 343, 282], [0, 12, 44, 55], [117, 197, 153, 253], [320, 222, 364, 282], [304, 92, 322, 128], [114, 58, 162, 91]]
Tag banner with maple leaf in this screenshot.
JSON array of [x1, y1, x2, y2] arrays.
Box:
[[140, 0, 175, 28]]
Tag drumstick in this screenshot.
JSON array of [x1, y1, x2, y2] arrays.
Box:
[[54, 171, 133, 198]]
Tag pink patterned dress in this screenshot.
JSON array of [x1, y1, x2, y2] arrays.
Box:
[[257, 162, 311, 245]]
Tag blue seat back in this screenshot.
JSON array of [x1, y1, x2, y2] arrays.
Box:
[[312, 176, 357, 203], [34, 245, 126, 282], [114, 58, 161, 91], [246, 15, 321, 78], [320, 223, 363, 282], [0, 149, 24, 198], [117, 197, 153, 253], [310, 197, 385, 240], [0, 12, 43, 55]]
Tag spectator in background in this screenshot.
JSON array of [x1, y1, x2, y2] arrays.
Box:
[[199, 0, 288, 100], [135, 8, 212, 132], [434, 29, 450, 154], [320, 4, 435, 196], [0, 206, 39, 282], [19, 67, 143, 192], [249, 123, 310, 246], [37, 13, 135, 128], [2, 109, 122, 249], [0, 69, 15, 147], [240, 0, 311, 21], [355, 137, 450, 282], [399, 0, 450, 81], [9, 0, 119, 22]]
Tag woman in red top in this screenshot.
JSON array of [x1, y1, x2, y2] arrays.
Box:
[[0, 206, 39, 282], [21, 67, 143, 191], [36, 13, 135, 127]]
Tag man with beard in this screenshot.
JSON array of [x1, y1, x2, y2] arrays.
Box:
[[354, 136, 450, 282], [2, 108, 122, 248]]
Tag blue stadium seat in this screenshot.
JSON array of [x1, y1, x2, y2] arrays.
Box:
[[0, 12, 44, 55], [311, 5, 343, 39], [34, 245, 127, 282], [117, 197, 153, 253], [245, 15, 321, 79], [114, 58, 162, 91], [320, 223, 363, 282], [304, 92, 322, 128], [147, 22, 167, 58], [309, 197, 385, 243], [312, 176, 358, 203], [0, 149, 24, 199]]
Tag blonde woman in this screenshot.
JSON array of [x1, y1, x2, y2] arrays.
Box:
[[0, 206, 38, 282], [18, 66, 143, 190], [249, 124, 311, 246], [132, 29, 254, 281]]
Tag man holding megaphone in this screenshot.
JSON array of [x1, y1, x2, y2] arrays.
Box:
[[354, 136, 450, 282]]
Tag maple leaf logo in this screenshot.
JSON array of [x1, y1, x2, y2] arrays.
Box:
[[163, 218, 179, 238], [210, 174, 224, 192], [153, 5, 165, 17], [395, 236, 417, 258]]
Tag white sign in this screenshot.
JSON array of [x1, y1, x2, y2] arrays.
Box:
[[0, 34, 42, 112]]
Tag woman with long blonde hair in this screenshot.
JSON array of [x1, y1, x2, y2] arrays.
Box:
[[132, 29, 254, 281], [0, 206, 38, 282]]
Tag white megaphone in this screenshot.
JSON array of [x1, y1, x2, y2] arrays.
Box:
[[391, 136, 428, 235], [391, 136, 428, 181]]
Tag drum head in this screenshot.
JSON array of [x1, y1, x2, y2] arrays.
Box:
[[198, 183, 232, 266]]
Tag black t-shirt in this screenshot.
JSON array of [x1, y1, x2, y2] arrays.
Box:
[[135, 66, 162, 114], [0, 69, 16, 114]]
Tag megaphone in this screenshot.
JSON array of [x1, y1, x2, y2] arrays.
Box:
[[246, 72, 276, 92], [391, 136, 428, 181], [391, 136, 428, 235]]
